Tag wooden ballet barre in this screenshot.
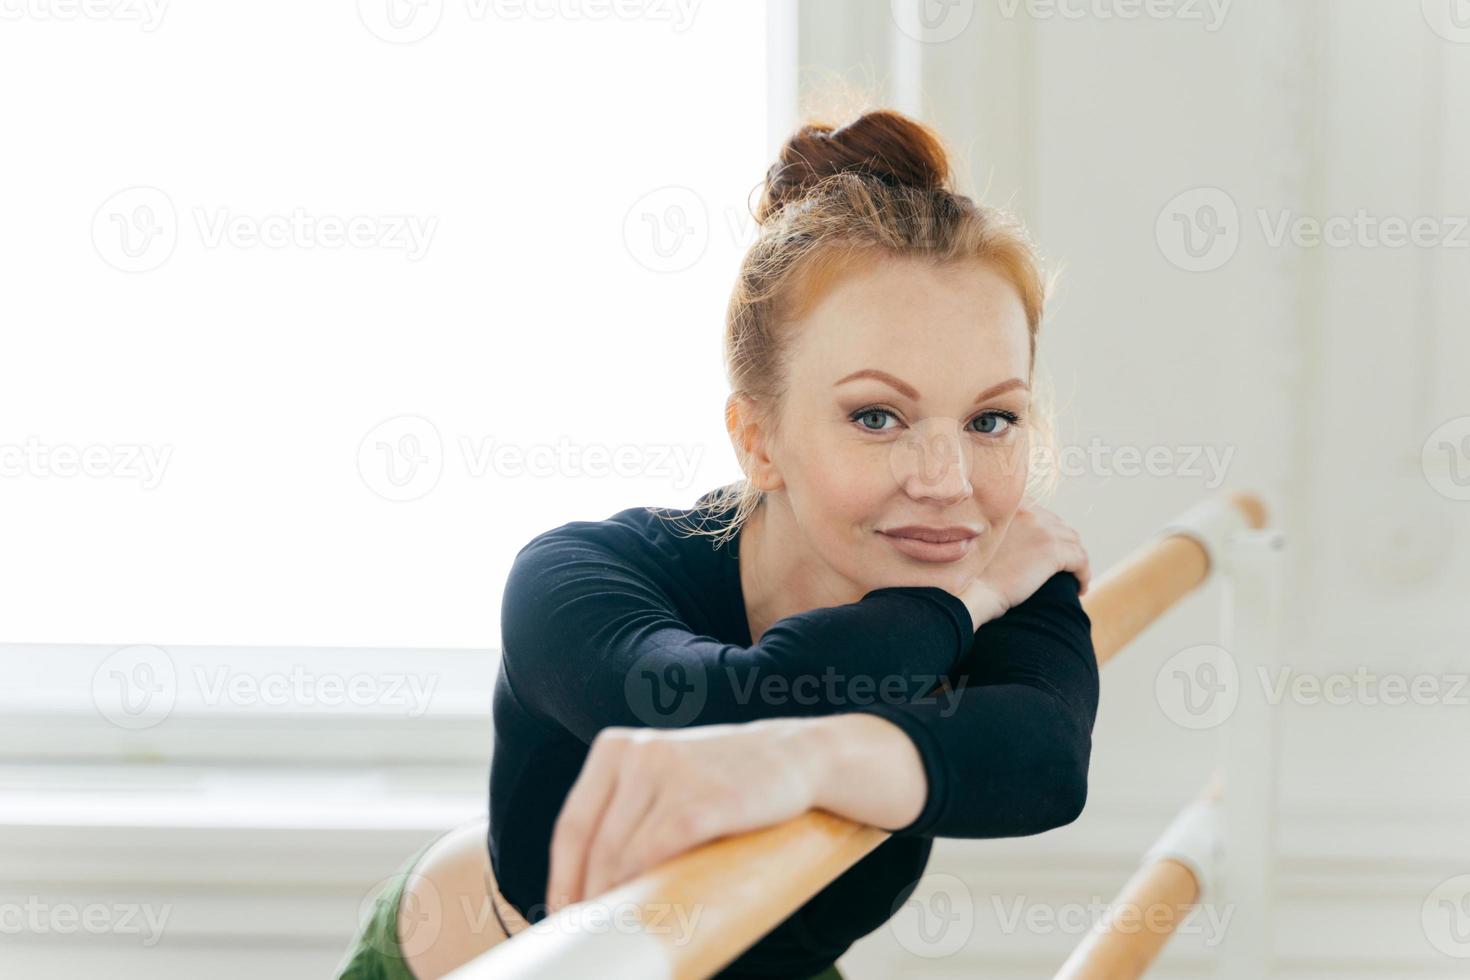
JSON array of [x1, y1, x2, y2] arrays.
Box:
[[1053, 776, 1224, 980], [445, 492, 1269, 980]]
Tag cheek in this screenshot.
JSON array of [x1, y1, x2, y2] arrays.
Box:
[[789, 427, 894, 507], [971, 431, 1029, 499]]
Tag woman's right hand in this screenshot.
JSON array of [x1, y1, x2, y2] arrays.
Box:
[[959, 501, 1090, 632]]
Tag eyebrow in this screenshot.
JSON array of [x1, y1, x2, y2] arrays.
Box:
[[833, 368, 1029, 405]]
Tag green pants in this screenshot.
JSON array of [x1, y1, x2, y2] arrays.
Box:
[[332, 831, 845, 980]]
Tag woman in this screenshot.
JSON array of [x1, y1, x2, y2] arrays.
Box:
[[337, 107, 1099, 980]]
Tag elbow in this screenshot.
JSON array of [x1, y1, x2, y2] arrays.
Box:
[[1048, 743, 1091, 829], [1051, 759, 1089, 828]]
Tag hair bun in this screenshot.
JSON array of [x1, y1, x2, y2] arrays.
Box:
[[757, 109, 953, 224]]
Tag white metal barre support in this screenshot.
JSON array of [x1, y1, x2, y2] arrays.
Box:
[[1214, 528, 1286, 980]]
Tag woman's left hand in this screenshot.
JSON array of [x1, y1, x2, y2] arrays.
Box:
[[545, 718, 821, 914]]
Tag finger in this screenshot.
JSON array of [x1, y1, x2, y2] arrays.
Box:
[[1057, 540, 1088, 590], [581, 765, 660, 901], [546, 733, 624, 913]]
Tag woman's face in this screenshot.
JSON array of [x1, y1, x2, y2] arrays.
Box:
[[761, 252, 1033, 597]]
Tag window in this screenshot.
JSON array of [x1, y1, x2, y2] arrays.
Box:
[[0, 2, 770, 650]]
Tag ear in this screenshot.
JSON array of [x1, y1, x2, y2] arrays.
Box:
[[725, 393, 784, 493]]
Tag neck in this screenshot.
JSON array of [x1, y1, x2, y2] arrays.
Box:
[[738, 493, 861, 645]]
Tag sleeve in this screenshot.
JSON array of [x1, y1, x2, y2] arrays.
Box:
[[849, 570, 1100, 840], [497, 530, 977, 745]]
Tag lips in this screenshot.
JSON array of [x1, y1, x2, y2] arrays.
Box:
[[877, 525, 981, 563], [879, 525, 981, 544]]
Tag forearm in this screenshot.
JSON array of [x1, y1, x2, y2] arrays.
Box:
[[780, 712, 929, 832], [782, 573, 1099, 839]]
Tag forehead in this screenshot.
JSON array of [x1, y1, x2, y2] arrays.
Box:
[[785, 253, 1031, 386]]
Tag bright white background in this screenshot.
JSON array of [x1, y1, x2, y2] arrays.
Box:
[[0, 0, 761, 649]]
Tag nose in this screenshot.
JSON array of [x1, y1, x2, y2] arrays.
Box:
[[888, 416, 973, 504]]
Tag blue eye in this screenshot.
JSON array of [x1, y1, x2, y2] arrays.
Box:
[[849, 406, 1024, 437], [972, 412, 1017, 435], [854, 408, 897, 431]]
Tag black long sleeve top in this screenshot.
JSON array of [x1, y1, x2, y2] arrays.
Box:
[[487, 486, 1100, 978]]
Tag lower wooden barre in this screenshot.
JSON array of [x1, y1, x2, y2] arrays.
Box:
[[1053, 776, 1224, 980]]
